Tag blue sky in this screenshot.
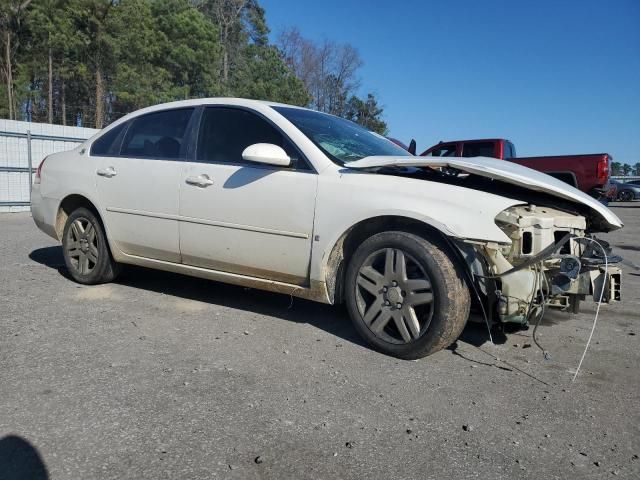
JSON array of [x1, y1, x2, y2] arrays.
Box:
[[262, 0, 640, 164]]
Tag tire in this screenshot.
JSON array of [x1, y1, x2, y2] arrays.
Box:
[[62, 207, 120, 285], [345, 231, 470, 360], [618, 190, 633, 202]]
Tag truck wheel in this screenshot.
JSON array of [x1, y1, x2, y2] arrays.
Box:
[[62, 207, 120, 285], [345, 231, 470, 359]]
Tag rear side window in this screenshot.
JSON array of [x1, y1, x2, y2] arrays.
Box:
[[425, 144, 457, 157], [462, 142, 495, 158], [121, 108, 194, 159], [196, 107, 307, 169], [91, 122, 128, 156]]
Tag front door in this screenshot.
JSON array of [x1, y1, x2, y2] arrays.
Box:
[[94, 107, 195, 262], [178, 107, 317, 285]]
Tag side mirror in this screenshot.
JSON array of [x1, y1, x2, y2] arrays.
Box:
[[408, 139, 417, 155], [241, 143, 291, 167]]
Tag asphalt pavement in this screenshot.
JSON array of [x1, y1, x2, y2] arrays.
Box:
[[1, 204, 639, 479]]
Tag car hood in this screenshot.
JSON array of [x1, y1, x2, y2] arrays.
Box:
[[346, 155, 623, 231]]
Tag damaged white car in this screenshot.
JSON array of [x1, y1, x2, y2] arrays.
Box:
[[31, 99, 623, 359]]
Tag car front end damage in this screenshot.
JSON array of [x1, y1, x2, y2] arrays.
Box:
[[345, 154, 624, 326], [458, 204, 622, 326]]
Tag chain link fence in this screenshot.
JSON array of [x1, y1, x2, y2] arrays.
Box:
[[0, 120, 97, 212]]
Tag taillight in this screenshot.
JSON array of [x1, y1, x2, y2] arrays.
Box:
[[596, 155, 609, 183], [34, 156, 48, 184]]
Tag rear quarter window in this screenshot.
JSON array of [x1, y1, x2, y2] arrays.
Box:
[[425, 145, 457, 157], [90, 122, 128, 156], [504, 141, 516, 159], [462, 142, 495, 158]]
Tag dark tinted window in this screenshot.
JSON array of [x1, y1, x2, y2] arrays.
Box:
[[462, 142, 495, 158], [121, 108, 194, 159], [196, 107, 306, 168], [425, 144, 457, 157], [505, 141, 516, 159], [91, 122, 128, 156]]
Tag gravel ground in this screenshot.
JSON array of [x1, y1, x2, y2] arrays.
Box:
[[1, 204, 639, 479]]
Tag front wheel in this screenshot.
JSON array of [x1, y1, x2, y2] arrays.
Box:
[[62, 207, 120, 285], [345, 231, 470, 360]]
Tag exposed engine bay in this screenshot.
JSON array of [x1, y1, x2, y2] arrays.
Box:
[[368, 163, 624, 326], [460, 204, 621, 326], [347, 156, 624, 328]]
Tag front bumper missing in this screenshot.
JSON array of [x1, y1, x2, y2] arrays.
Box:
[[590, 265, 621, 303], [458, 237, 623, 326]]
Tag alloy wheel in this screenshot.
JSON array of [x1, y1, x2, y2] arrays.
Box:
[[355, 248, 435, 344], [65, 217, 99, 275]]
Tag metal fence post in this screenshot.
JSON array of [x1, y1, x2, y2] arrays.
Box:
[[27, 129, 33, 202]]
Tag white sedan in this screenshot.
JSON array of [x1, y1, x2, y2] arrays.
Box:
[[31, 98, 623, 359]]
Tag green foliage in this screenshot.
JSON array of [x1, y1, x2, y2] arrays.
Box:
[[232, 45, 310, 106], [344, 93, 388, 135], [1, 0, 383, 130], [1, 0, 310, 126], [0, 82, 8, 118], [150, 0, 222, 99], [611, 161, 622, 176]]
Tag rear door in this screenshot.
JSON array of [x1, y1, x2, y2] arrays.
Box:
[[94, 108, 195, 262], [178, 106, 317, 285]]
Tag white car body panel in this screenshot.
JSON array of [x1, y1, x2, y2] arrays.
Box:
[[179, 161, 317, 284], [30, 98, 624, 307], [95, 155, 182, 262], [347, 155, 623, 231], [31, 147, 101, 240], [309, 170, 523, 282]]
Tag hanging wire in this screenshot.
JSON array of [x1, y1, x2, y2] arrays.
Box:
[[571, 237, 609, 382]]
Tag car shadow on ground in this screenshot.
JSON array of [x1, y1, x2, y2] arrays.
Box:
[[0, 435, 48, 480], [29, 246, 367, 348], [30, 245, 512, 353]]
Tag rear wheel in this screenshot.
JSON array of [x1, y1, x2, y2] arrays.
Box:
[[618, 190, 633, 202], [62, 207, 120, 284], [345, 231, 470, 359]]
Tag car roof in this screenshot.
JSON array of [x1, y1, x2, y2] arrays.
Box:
[[130, 97, 309, 114], [94, 97, 315, 135], [437, 138, 510, 144]]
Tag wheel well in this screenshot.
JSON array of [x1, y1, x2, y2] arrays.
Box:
[[55, 194, 100, 240], [325, 216, 455, 304]]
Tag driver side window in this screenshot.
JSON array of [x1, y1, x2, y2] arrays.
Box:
[[196, 107, 308, 169]]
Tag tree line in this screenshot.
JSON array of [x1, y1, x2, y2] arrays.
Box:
[[611, 161, 640, 177], [0, 0, 388, 132]]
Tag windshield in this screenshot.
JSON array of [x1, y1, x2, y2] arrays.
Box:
[[272, 106, 411, 164]]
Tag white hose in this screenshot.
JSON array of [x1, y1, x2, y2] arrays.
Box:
[[571, 237, 609, 382]]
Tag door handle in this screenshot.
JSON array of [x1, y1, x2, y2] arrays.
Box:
[[97, 167, 117, 178], [185, 175, 214, 187]]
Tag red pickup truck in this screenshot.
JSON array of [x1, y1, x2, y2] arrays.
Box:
[[420, 138, 612, 200]]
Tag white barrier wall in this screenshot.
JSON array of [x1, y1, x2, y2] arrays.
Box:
[[0, 119, 98, 212]]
